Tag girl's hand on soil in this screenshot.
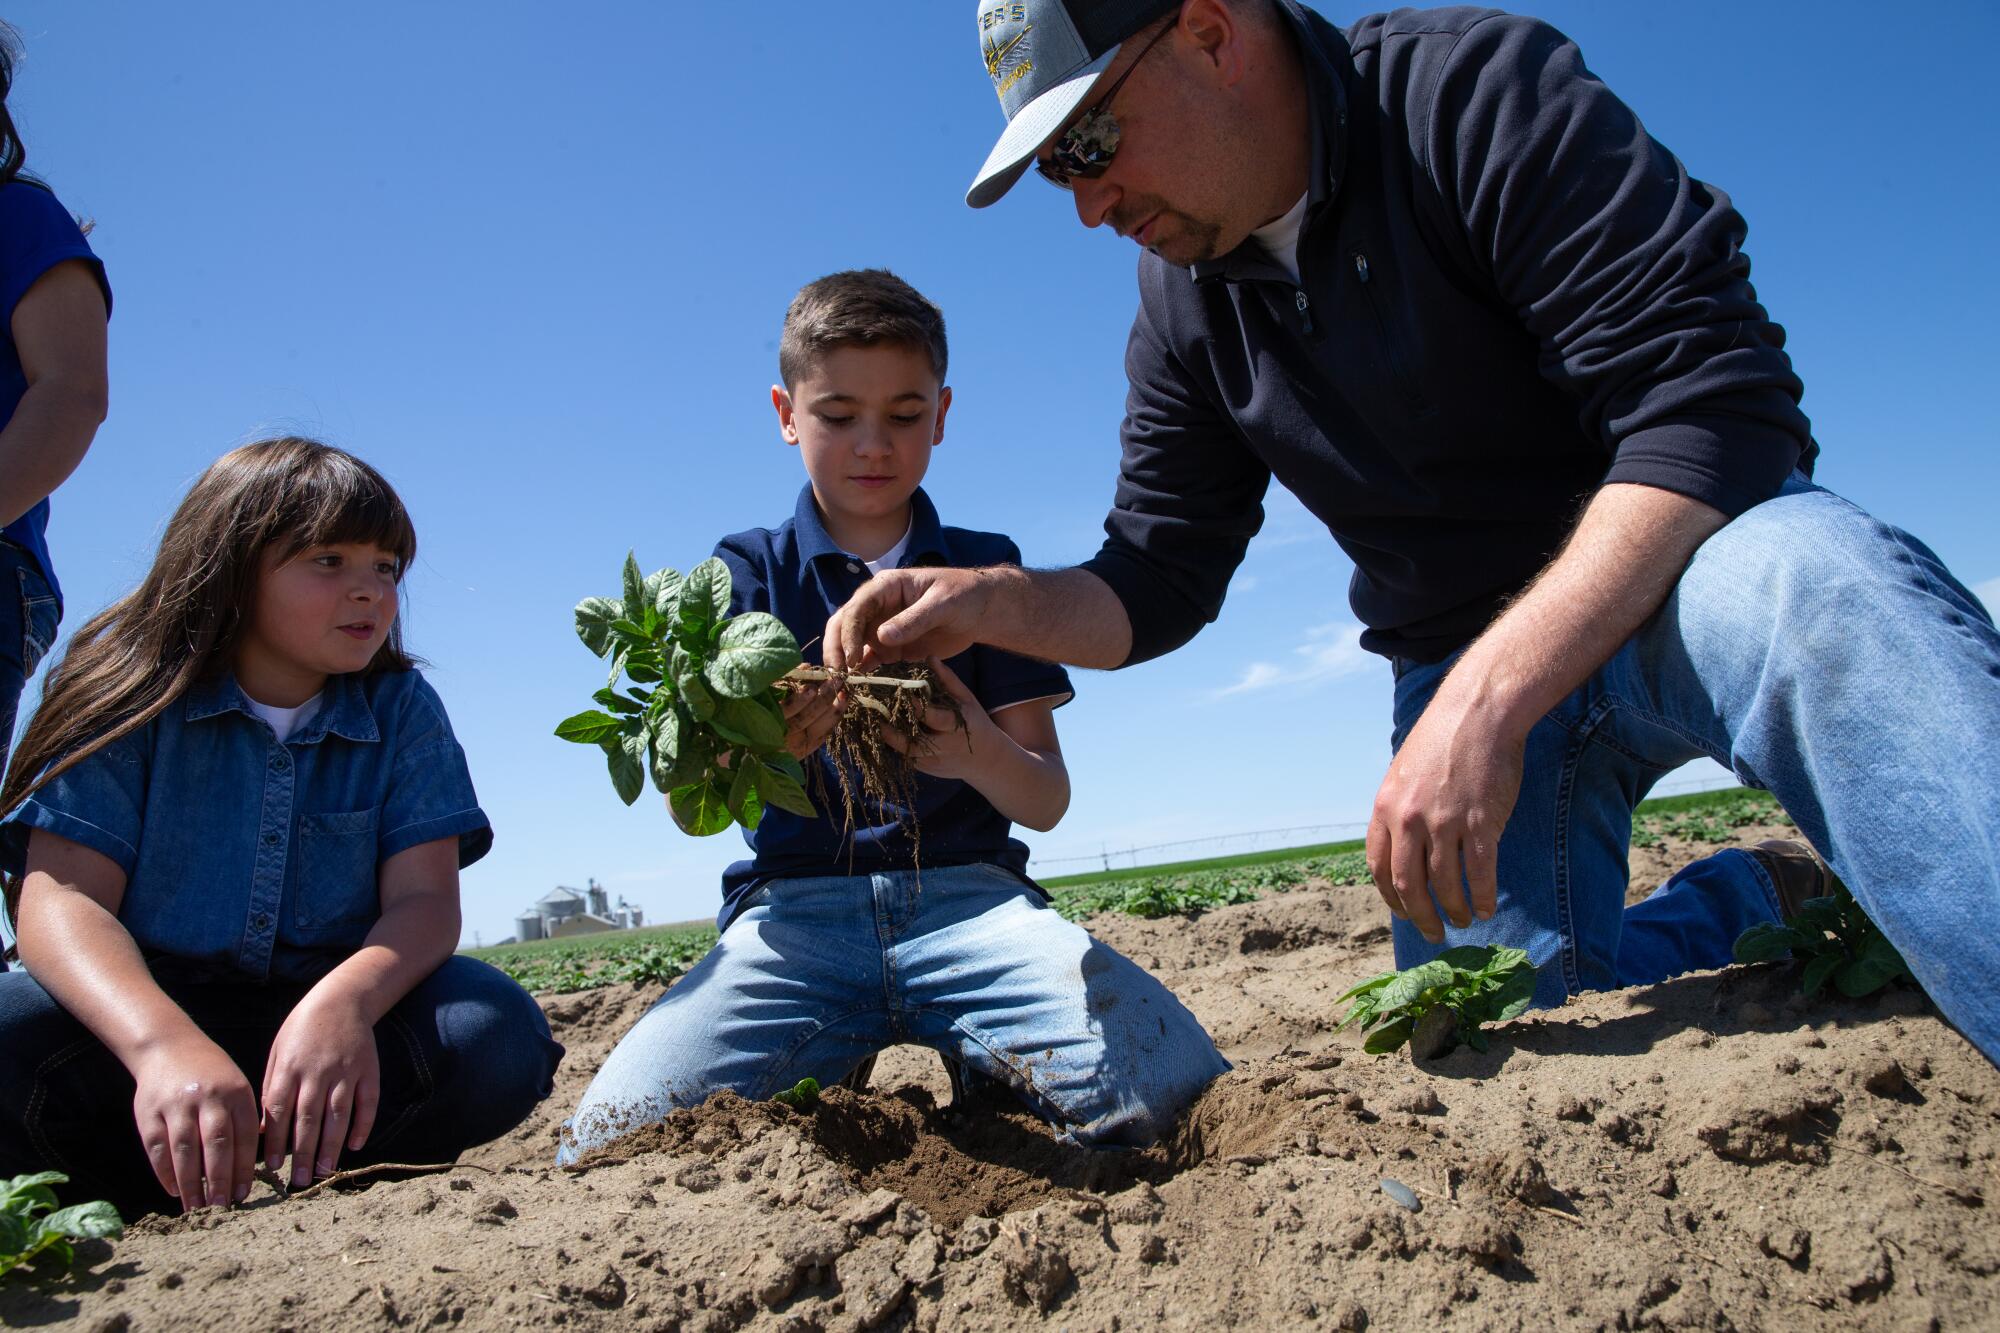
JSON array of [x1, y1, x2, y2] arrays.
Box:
[[132, 1034, 259, 1212], [781, 678, 841, 760], [879, 658, 995, 782], [261, 989, 381, 1189]]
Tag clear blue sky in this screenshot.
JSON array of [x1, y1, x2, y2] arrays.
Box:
[[6, 2, 1996, 944]]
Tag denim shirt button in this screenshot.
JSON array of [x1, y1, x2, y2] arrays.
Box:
[[272, 752, 290, 772], [252, 912, 270, 930], [262, 831, 279, 846]]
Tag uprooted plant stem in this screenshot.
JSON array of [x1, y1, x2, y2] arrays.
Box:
[[783, 662, 967, 868]]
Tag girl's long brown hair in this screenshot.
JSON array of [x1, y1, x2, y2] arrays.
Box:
[[2, 438, 417, 916]]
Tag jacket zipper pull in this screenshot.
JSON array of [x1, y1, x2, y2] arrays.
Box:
[[1294, 288, 1314, 335], [1354, 253, 1372, 283]]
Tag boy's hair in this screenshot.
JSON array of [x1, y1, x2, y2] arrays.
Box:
[[1, 439, 417, 885], [778, 269, 948, 389]]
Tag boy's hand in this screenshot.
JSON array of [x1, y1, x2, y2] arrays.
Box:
[[131, 1035, 259, 1212], [879, 659, 995, 783], [781, 678, 841, 760], [261, 988, 381, 1189]]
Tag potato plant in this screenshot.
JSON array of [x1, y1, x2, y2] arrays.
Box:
[[556, 555, 816, 835], [1733, 878, 1913, 999], [1, 1172, 121, 1279], [1337, 945, 1538, 1057]]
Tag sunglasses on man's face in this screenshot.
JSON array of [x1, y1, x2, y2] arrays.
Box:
[[1032, 22, 1174, 191]]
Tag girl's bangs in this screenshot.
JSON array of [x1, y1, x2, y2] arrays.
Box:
[[274, 452, 417, 569]]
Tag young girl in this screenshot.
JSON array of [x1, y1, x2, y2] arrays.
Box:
[[0, 437, 561, 1217], [0, 23, 112, 824]]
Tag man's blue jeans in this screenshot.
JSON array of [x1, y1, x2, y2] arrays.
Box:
[[0, 539, 59, 781], [557, 863, 1230, 1163], [0, 957, 564, 1219], [0, 541, 60, 970], [1390, 476, 2000, 1061]]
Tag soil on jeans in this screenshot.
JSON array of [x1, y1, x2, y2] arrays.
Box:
[[5, 822, 1995, 1331]]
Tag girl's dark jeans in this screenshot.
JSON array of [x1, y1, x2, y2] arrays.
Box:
[[0, 956, 562, 1219]]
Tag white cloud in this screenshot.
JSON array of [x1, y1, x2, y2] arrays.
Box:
[[1216, 620, 1372, 696], [1973, 576, 2000, 617]]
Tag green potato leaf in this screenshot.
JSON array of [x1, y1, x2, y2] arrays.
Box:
[[669, 780, 733, 836], [607, 734, 647, 805], [1484, 961, 1538, 1024], [0, 1212, 27, 1258], [622, 552, 646, 618], [644, 566, 682, 620], [756, 758, 817, 818], [707, 612, 803, 698], [574, 597, 622, 657], [1801, 950, 1843, 998], [592, 688, 645, 716], [680, 558, 731, 630], [1362, 1016, 1415, 1055], [1378, 959, 1454, 1012], [554, 710, 625, 745], [681, 676, 717, 722], [1733, 922, 1798, 965], [725, 760, 763, 829], [40, 1200, 122, 1242], [710, 694, 786, 752]]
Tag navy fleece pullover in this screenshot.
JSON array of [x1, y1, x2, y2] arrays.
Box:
[[1081, 3, 1814, 665]]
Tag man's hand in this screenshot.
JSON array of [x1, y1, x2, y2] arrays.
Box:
[[825, 567, 993, 675], [1366, 693, 1524, 943], [1362, 482, 1730, 943], [131, 1035, 259, 1212], [261, 989, 381, 1189]]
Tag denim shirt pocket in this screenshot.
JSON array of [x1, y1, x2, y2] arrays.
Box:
[[292, 809, 381, 935]]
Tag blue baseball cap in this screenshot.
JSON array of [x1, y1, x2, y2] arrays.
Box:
[[967, 0, 1180, 208]]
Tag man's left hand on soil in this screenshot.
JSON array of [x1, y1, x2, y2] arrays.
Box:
[[1367, 693, 1525, 943]]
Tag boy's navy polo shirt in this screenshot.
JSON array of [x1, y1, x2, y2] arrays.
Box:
[[712, 484, 1072, 923]]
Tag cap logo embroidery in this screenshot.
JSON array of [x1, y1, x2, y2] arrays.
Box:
[[980, 6, 1035, 101]]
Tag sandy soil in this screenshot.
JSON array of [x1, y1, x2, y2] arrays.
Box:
[[5, 824, 1994, 1331]]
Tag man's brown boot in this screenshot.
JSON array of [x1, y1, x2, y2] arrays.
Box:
[[1744, 838, 1840, 920]]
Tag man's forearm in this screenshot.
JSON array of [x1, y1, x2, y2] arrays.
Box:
[[1436, 483, 1730, 735], [974, 565, 1133, 670]]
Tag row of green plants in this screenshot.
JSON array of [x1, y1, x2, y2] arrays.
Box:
[[469, 927, 719, 995], [1050, 850, 1374, 920], [1629, 788, 1791, 848]]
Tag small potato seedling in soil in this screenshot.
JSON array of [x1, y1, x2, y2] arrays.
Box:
[[0, 1173, 121, 1279], [773, 1077, 822, 1109], [1338, 946, 1538, 1058], [1734, 878, 1914, 999], [557, 554, 944, 838]]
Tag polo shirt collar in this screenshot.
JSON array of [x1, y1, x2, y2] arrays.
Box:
[[184, 669, 381, 744], [790, 483, 950, 569], [1191, 0, 1351, 287]]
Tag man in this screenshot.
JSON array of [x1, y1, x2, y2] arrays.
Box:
[[828, 0, 2000, 1061]]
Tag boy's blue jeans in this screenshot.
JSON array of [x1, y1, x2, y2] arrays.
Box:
[[557, 863, 1230, 1164], [1389, 476, 2000, 1061], [0, 957, 563, 1219]]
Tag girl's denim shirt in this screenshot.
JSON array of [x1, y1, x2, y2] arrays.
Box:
[[0, 668, 491, 984]]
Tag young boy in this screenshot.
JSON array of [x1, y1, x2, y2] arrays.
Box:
[[559, 270, 1227, 1160]]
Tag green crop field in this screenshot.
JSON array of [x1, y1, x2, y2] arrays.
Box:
[[470, 785, 1788, 992]]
